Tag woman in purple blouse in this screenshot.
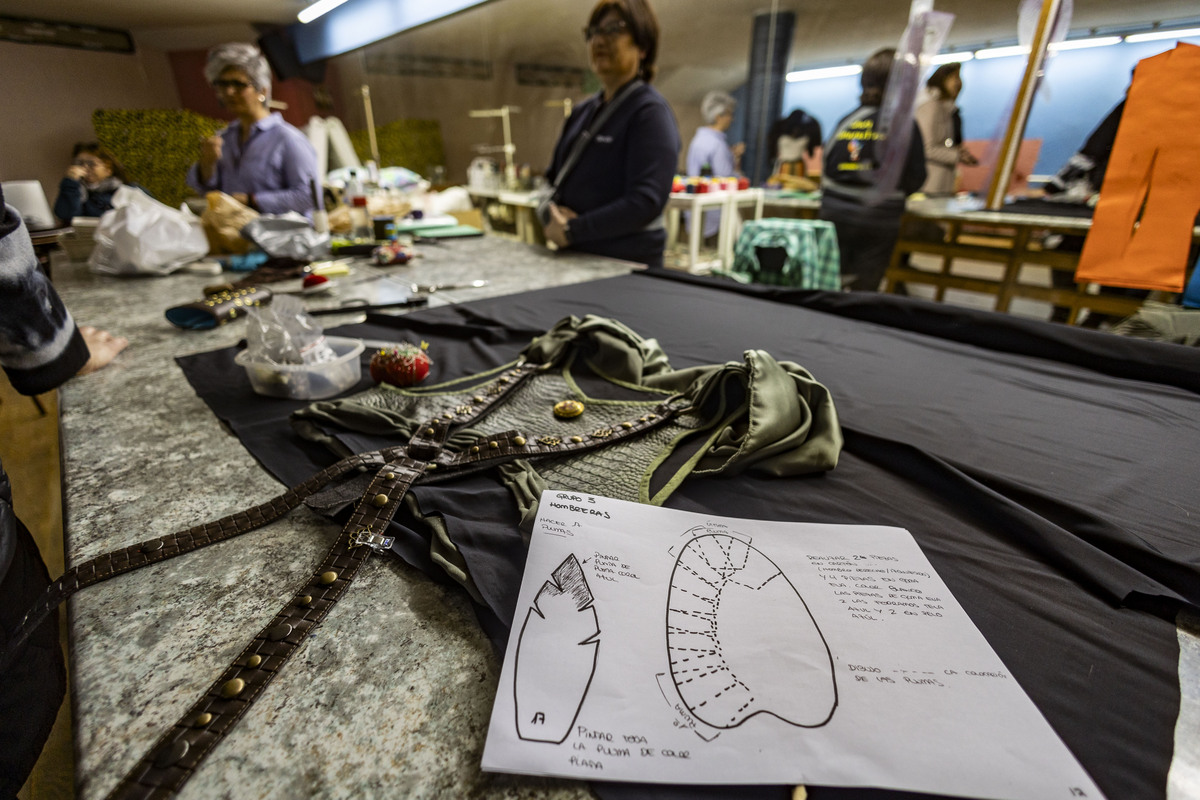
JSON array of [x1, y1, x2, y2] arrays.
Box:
[[187, 43, 320, 216]]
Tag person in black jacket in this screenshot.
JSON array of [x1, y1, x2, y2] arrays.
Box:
[[0, 184, 126, 796], [53, 142, 141, 225], [542, 0, 680, 269], [819, 47, 926, 291]]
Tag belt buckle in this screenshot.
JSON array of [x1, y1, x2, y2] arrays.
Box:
[[349, 526, 395, 552]]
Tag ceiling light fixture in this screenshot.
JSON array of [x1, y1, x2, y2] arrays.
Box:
[[928, 51, 975, 65], [785, 64, 862, 82], [974, 44, 1031, 60], [1048, 36, 1123, 51], [298, 0, 350, 24], [1125, 26, 1200, 43]]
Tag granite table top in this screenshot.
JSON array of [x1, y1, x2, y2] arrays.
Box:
[[53, 237, 635, 799]]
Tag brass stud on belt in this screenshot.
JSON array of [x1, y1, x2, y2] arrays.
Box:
[[372, 493, 390, 507], [141, 540, 164, 553], [554, 400, 585, 419], [513, 437, 526, 446], [442, 412, 454, 419], [470, 445, 480, 454], [385, 472, 395, 480], [298, 595, 313, 607], [570, 436, 583, 444], [153, 738, 190, 768], [191, 712, 213, 727], [426, 427, 436, 436], [221, 678, 246, 699], [425, 463, 437, 470], [320, 571, 338, 584], [489, 441, 499, 449], [621, 421, 633, 429], [473, 396, 485, 403], [267, 623, 293, 642], [639, 417, 648, 423], [648, 414, 658, 420], [245, 655, 263, 668]]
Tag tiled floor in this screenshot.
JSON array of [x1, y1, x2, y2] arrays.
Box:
[[1, 375, 75, 800]]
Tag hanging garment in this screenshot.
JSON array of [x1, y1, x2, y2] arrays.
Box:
[[1076, 43, 1200, 292]]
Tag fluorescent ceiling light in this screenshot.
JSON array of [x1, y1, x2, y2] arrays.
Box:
[[298, 0, 349, 24], [1125, 26, 1200, 43], [1048, 36, 1123, 51], [786, 64, 862, 82], [928, 51, 974, 65], [974, 45, 1031, 59]]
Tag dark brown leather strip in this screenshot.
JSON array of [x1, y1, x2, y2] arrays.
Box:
[[105, 457, 428, 800], [0, 450, 398, 671]]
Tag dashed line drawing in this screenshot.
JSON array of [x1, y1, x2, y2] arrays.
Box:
[[666, 530, 837, 730], [513, 553, 600, 743]]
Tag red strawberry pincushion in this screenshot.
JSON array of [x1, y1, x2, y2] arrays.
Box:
[[369, 341, 432, 387]]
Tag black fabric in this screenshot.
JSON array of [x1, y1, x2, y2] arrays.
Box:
[[0, 491, 65, 798], [175, 271, 1200, 800]]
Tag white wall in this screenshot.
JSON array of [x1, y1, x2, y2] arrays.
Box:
[[0, 40, 180, 203]]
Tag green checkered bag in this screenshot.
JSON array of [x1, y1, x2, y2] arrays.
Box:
[[719, 218, 841, 290]]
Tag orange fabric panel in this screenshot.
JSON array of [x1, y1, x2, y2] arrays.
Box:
[[1076, 43, 1200, 292]]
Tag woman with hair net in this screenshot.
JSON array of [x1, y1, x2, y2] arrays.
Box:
[[686, 89, 744, 242], [187, 43, 320, 216]]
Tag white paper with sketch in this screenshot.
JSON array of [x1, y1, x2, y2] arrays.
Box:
[[481, 491, 1105, 800]]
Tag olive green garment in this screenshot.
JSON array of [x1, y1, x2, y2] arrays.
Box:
[[292, 315, 842, 598]]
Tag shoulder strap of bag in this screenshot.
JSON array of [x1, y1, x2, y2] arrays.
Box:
[[549, 79, 644, 199]]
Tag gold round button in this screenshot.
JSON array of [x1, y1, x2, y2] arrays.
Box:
[[553, 400, 585, 419], [221, 678, 245, 699], [298, 595, 313, 607], [192, 712, 213, 727], [489, 441, 499, 449], [470, 446, 480, 454], [245, 655, 263, 668], [372, 493, 390, 507], [320, 571, 339, 584], [513, 437, 526, 446]]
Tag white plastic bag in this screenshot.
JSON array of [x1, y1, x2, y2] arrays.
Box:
[[88, 186, 208, 275]]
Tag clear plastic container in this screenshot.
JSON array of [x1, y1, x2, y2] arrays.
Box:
[[234, 336, 364, 400]]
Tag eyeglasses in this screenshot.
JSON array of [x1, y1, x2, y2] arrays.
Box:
[[72, 158, 104, 169], [583, 20, 629, 41], [213, 78, 254, 91]]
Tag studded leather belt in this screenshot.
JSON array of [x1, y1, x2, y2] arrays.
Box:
[[1, 359, 690, 799]]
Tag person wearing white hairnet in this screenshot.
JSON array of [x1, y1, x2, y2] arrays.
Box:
[[685, 90, 744, 241], [187, 43, 320, 216]]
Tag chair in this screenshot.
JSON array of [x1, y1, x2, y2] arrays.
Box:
[[719, 218, 841, 290]]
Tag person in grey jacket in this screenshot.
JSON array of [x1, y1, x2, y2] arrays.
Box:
[[0, 184, 126, 796], [914, 62, 978, 196]]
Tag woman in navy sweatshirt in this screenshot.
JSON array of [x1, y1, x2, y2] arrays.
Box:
[[542, 0, 680, 269]]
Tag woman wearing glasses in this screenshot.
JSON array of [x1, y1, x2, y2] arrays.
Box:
[[53, 142, 140, 225], [187, 43, 320, 216], [541, 0, 679, 269]]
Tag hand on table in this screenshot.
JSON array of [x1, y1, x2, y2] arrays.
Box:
[[77, 326, 129, 376], [544, 202, 578, 248]]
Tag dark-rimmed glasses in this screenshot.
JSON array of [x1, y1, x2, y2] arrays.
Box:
[[583, 20, 628, 41], [213, 78, 254, 91]]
